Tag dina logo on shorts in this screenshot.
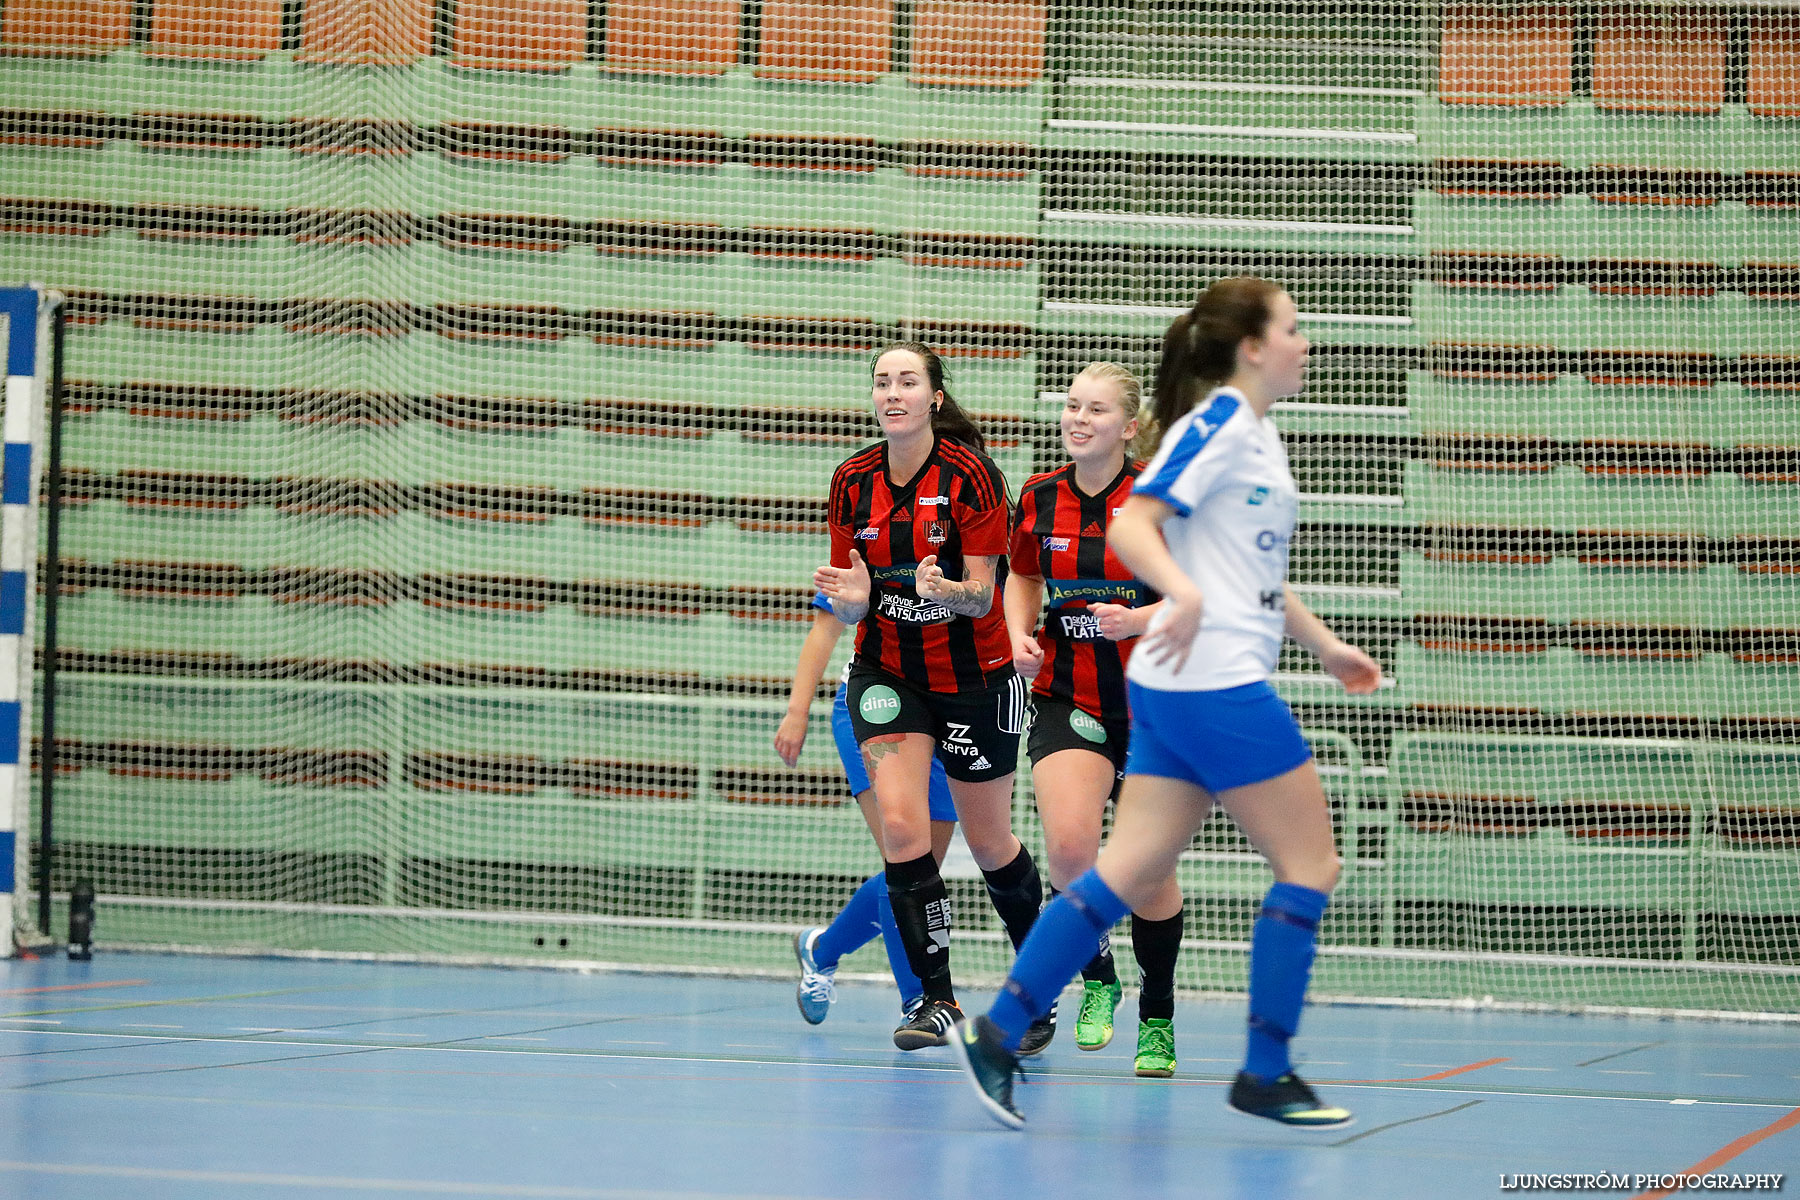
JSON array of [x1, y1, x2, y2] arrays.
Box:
[[1069, 709, 1107, 744], [859, 685, 902, 724]]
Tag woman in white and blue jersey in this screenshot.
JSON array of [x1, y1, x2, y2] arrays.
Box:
[[775, 591, 957, 1024], [952, 277, 1382, 1131]]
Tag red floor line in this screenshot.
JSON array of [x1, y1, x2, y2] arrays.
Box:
[[1630, 1106, 1800, 1200], [1343, 1056, 1511, 1084], [0, 979, 151, 997], [1408, 1057, 1512, 1082]]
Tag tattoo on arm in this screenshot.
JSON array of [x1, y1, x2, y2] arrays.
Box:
[[939, 578, 991, 617]]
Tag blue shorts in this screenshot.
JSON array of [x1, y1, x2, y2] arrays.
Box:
[[833, 682, 957, 821], [1123, 679, 1313, 794]]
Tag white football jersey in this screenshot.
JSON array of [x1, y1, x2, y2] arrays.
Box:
[[1125, 387, 1297, 691]]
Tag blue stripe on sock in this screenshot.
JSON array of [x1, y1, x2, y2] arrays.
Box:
[[1258, 905, 1317, 933], [1244, 882, 1329, 1082], [988, 869, 1128, 1050], [814, 873, 885, 969]]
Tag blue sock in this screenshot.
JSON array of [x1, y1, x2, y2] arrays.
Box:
[[875, 876, 923, 1009], [1244, 882, 1330, 1083], [814, 873, 885, 970], [987, 869, 1130, 1051]]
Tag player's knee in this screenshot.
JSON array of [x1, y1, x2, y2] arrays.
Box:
[[958, 825, 1016, 870], [1042, 830, 1095, 890], [880, 815, 931, 863], [1291, 854, 1341, 895], [1266, 848, 1340, 895]]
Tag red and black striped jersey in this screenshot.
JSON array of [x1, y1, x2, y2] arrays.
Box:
[[1007, 460, 1157, 724], [828, 435, 1014, 694]]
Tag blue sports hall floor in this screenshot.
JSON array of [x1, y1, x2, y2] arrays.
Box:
[[1, 951, 1796, 1199]]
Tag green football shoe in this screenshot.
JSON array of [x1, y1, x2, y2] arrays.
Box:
[[1134, 1017, 1177, 1078], [1073, 979, 1123, 1051]]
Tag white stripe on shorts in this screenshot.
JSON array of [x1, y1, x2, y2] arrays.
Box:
[[1000, 673, 1030, 736]]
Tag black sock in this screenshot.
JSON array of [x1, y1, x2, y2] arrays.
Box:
[[886, 853, 954, 1002], [1051, 887, 1117, 984], [981, 844, 1042, 953], [1132, 907, 1185, 1022]]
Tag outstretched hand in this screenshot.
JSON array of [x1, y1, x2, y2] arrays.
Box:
[[813, 549, 871, 609]]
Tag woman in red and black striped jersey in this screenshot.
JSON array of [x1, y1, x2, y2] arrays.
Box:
[[814, 342, 1046, 1052], [1005, 363, 1187, 1076]]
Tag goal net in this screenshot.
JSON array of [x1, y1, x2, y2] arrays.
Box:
[[0, 0, 1794, 1013]]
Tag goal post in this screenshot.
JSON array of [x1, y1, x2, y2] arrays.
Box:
[[0, 285, 57, 956]]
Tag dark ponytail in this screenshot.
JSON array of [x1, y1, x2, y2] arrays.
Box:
[[1148, 276, 1283, 453], [872, 340, 985, 454]]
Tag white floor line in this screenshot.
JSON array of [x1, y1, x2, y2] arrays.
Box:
[[1, 1028, 1791, 1109], [0, 1160, 772, 1200]]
